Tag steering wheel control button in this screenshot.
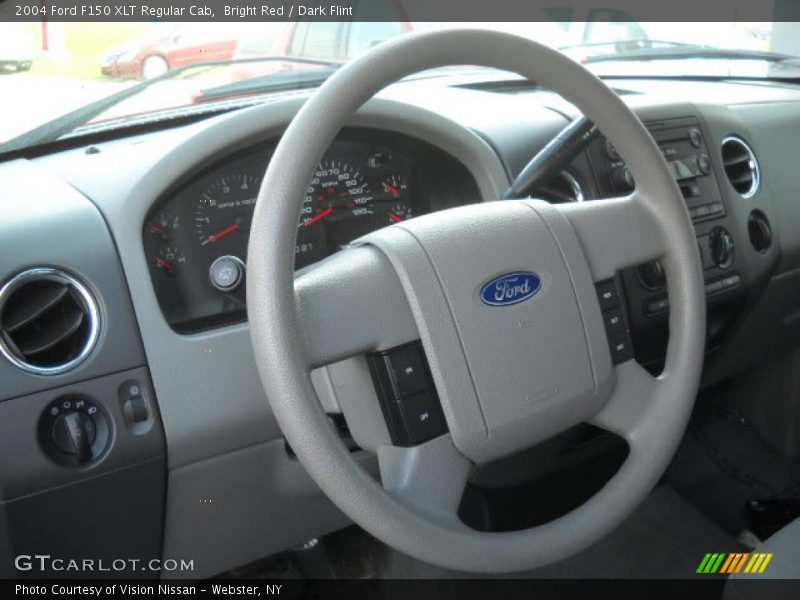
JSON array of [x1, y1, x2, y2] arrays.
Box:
[[596, 278, 621, 311], [602, 307, 626, 337], [386, 344, 429, 398], [210, 255, 245, 292], [400, 391, 447, 445], [596, 278, 635, 364], [608, 333, 635, 364], [368, 341, 448, 446]]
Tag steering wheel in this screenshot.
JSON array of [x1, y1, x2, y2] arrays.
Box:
[[247, 29, 705, 573]]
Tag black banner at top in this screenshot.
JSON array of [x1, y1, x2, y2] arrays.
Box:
[[0, 0, 795, 23]]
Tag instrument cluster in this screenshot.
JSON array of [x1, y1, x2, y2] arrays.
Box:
[[143, 130, 480, 332]]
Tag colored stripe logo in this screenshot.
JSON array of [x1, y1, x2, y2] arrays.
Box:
[[696, 552, 773, 574]]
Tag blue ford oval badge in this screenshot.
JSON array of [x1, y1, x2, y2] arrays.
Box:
[[480, 272, 542, 307]]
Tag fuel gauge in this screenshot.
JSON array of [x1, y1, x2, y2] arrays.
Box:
[[148, 210, 180, 239]]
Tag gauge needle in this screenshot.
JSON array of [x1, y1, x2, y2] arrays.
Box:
[[304, 207, 333, 228], [203, 223, 239, 245], [150, 224, 166, 235], [156, 257, 173, 270], [384, 183, 400, 197]]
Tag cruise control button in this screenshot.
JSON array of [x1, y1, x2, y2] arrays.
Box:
[[608, 333, 635, 364], [401, 391, 447, 444], [596, 279, 621, 311], [387, 344, 430, 398], [603, 307, 626, 337]]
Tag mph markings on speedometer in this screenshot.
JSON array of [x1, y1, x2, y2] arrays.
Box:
[[194, 173, 259, 246], [300, 160, 373, 228]]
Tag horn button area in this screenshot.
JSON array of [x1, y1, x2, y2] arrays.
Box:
[[362, 200, 614, 464]]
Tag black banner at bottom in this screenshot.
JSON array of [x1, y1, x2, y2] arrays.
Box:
[[6, 578, 800, 600]]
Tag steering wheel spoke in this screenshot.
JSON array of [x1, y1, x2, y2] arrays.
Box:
[[556, 193, 668, 281], [294, 245, 419, 369], [589, 360, 660, 440], [378, 434, 472, 526], [247, 28, 706, 573]]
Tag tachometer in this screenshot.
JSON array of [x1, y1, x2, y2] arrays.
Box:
[[194, 173, 260, 246]]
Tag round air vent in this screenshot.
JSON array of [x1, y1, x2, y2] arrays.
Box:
[[0, 268, 100, 375], [721, 136, 760, 198], [536, 170, 585, 203]]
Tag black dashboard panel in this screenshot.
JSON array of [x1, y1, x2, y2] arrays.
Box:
[[144, 128, 481, 332]]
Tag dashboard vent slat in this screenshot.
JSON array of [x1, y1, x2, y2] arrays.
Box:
[[721, 136, 760, 198], [2, 281, 69, 333], [0, 268, 100, 375]]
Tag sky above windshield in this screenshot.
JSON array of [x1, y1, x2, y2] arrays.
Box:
[[0, 20, 796, 147]]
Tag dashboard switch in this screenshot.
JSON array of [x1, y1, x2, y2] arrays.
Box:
[[127, 396, 149, 423], [51, 411, 96, 463]]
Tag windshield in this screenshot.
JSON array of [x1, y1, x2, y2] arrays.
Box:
[[1, 19, 799, 150]]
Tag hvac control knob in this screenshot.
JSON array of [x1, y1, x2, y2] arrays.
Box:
[[612, 165, 634, 191], [51, 410, 96, 463], [709, 227, 735, 269]]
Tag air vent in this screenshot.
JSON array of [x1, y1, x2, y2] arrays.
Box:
[[0, 268, 100, 375], [721, 136, 760, 198], [536, 171, 585, 203]]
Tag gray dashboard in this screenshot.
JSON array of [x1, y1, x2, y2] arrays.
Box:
[[2, 74, 800, 578]]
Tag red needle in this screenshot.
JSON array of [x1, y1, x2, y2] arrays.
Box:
[[156, 257, 173, 270], [388, 213, 404, 223], [304, 206, 333, 228], [204, 223, 239, 244], [150, 224, 166, 235], [384, 183, 399, 197]]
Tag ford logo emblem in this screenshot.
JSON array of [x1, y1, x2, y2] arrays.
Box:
[[479, 272, 542, 307]]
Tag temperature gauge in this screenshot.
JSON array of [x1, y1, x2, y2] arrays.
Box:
[[381, 174, 408, 200], [155, 242, 186, 276]]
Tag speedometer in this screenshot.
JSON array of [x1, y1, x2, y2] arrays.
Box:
[[300, 160, 372, 228]]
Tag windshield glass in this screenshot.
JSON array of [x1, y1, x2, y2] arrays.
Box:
[[1, 19, 798, 149]]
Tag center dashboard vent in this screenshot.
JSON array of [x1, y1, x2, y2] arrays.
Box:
[[721, 136, 760, 198], [0, 268, 100, 375]]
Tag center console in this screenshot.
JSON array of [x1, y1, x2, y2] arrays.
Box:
[[588, 116, 750, 369]]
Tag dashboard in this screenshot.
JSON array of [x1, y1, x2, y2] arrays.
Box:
[[143, 129, 480, 332], [2, 74, 800, 579]]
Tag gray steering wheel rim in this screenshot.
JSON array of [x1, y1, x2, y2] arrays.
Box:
[[247, 29, 705, 573]]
